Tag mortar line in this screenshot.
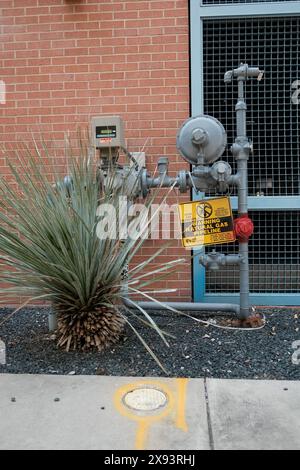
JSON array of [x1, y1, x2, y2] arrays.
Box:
[[204, 377, 215, 451]]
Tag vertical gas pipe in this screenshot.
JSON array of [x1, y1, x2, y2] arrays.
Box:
[[230, 65, 260, 319]]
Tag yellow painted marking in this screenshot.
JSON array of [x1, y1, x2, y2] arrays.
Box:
[[176, 378, 188, 432], [135, 420, 150, 451], [114, 378, 189, 450]]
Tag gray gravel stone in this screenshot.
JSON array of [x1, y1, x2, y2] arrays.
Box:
[[0, 307, 299, 379]]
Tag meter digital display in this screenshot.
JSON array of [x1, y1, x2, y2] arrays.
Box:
[[91, 116, 124, 149], [96, 126, 117, 139]]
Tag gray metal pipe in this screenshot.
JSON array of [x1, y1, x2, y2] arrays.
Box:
[[199, 252, 242, 270], [48, 312, 58, 332], [124, 298, 240, 315], [147, 175, 177, 188], [236, 80, 247, 137], [239, 242, 250, 320], [235, 76, 251, 320], [236, 153, 251, 320], [48, 298, 241, 334], [236, 161, 248, 214]]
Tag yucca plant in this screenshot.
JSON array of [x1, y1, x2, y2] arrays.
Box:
[[0, 140, 185, 367]]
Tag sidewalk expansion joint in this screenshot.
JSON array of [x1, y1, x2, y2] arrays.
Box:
[[204, 377, 215, 451]]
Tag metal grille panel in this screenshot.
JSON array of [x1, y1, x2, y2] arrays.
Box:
[[206, 211, 300, 293], [202, 16, 300, 294], [203, 17, 300, 196]]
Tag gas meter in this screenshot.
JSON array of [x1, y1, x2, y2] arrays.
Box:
[[91, 115, 125, 160], [90, 115, 141, 199]]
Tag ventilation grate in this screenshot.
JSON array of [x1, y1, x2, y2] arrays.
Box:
[[206, 211, 300, 293], [203, 17, 300, 197]]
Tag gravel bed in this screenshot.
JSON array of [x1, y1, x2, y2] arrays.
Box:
[[0, 307, 300, 380]]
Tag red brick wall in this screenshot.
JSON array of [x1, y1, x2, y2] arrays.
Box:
[[0, 0, 191, 303]]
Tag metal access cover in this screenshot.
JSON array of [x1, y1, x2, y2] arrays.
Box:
[[123, 387, 168, 411]]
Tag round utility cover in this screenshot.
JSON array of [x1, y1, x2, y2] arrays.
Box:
[[176, 114, 227, 165], [123, 387, 168, 411]]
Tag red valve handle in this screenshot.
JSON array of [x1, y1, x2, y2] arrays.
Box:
[[234, 215, 254, 242]]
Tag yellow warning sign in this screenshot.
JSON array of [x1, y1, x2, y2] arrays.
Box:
[[178, 196, 236, 248]]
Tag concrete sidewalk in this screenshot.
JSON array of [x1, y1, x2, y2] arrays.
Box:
[[0, 374, 299, 450]]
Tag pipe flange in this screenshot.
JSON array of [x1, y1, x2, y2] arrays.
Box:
[[178, 170, 188, 193], [141, 168, 150, 198]]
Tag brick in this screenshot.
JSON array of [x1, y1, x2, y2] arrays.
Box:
[[52, 57, 76, 66], [127, 36, 151, 45], [99, 20, 125, 30], [14, 15, 39, 25], [49, 5, 72, 14], [28, 40, 51, 50], [77, 56, 100, 65], [74, 21, 99, 31], [114, 28, 138, 37], [126, 87, 150, 96], [164, 8, 187, 18], [151, 1, 176, 9], [76, 89, 100, 98], [26, 6, 49, 15], [64, 48, 89, 56], [125, 19, 150, 28], [0, 1, 13, 6], [64, 30, 88, 40], [150, 18, 176, 28], [64, 81, 88, 90], [65, 65, 89, 74], [152, 52, 177, 62], [151, 70, 175, 78], [99, 2, 124, 12], [76, 39, 101, 48], [51, 40, 76, 49], [114, 10, 138, 20], [102, 88, 125, 97], [64, 13, 89, 23], [50, 73, 74, 82], [88, 12, 113, 22], [126, 2, 150, 10], [54, 90, 76, 98], [27, 91, 51, 99], [101, 37, 126, 46], [152, 35, 177, 45], [138, 9, 162, 19], [89, 29, 113, 38], [114, 45, 138, 54], [114, 62, 138, 72], [39, 82, 63, 91], [88, 47, 111, 57], [15, 50, 40, 59], [139, 61, 166, 71], [15, 66, 40, 75], [50, 22, 74, 32]]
